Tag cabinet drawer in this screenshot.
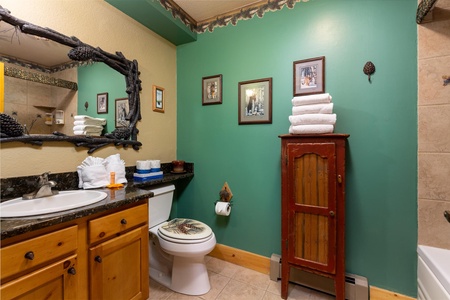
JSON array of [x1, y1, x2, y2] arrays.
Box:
[[0, 225, 78, 280], [88, 203, 147, 245]]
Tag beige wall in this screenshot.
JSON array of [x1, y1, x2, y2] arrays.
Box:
[[0, 0, 177, 178], [418, 0, 450, 249]]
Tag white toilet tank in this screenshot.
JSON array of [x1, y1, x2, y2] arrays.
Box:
[[147, 184, 175, 229]]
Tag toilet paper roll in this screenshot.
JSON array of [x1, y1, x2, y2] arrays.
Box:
[[215, 201, 231, 216], [136, 160, 151, 170], [150, 160, 161, 169]]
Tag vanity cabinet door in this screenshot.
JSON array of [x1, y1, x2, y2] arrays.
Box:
[[0, 255, 78, 299], [89, 225, 149, 300]]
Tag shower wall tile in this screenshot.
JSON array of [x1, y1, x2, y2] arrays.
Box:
[[418, 153, 450, 202], [418, 56, 450, 105], [418, 0, 450, 248], [418, 198, 450, 248], [418, 105, 450, 152], [418, 18, 450, 59]]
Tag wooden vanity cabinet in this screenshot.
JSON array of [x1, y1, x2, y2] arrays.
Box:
[[279, 134, 348, 300], [0, 201, 149, 300], [88, 204, 149, 300], [0, 226, 78, 299]]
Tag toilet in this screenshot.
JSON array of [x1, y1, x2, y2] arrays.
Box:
[[147, 184, 216, 295]]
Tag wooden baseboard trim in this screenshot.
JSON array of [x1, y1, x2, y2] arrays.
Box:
[[209, 243, 271, 274], [369, 286, 416, 300], [210, 244, 415, 300]]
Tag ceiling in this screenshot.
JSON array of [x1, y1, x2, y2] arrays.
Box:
[[172, 0, 264, 23]]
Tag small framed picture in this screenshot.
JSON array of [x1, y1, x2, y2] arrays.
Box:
[[152, 85, 165, 113], [238, 77, 272, 125], [115, 98, 129, 127], [293, 56, 325, 96], [202, 74, 222, 105], [97, 92, 108, 114]]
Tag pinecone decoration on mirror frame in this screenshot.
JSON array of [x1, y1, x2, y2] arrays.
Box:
[[363, 61, 376, 83], [0, 113, 24, 137], [105, 127, 131, 140]]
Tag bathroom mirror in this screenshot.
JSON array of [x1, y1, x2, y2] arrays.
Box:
[[0, 6, 142, 153]]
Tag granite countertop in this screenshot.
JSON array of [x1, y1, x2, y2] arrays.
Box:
[[0, 164, 194, 241], [0, 185, 153, 240]]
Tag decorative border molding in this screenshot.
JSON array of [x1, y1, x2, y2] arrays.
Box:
[[4, 65, 78, 91], [159, 0, 309, 34]]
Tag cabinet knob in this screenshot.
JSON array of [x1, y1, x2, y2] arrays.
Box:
[[94, 256, 102, 263], [329, 211, 335, 217], [68, 267, 76, 275], [337, 175, 342, 184], [120, 218, 127, 225], [24, 251, 34, 260]]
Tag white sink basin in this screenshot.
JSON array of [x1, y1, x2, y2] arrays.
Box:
[[0, 190, 108, 218]]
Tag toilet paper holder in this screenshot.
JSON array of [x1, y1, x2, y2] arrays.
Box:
[[214, 182, 233, 206]]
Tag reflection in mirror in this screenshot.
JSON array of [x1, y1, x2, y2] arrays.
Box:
[[0, 6, 142, 153]]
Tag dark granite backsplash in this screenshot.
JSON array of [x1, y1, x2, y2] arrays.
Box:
[[1, 162, 193, 201]]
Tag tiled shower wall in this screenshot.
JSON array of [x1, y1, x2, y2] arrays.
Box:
[[418, 0, 450, 249], [3, 63, 77, 135]]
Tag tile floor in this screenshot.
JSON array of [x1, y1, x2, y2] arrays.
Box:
[[149, 256, 335, 300]]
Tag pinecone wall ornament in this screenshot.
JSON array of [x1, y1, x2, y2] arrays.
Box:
[[105, 127, 131, 140], [0, 113, 24, 137], [363, 61, 376, 83]]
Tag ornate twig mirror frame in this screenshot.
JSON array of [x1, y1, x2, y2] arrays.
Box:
[[0, 6, 142, 153]]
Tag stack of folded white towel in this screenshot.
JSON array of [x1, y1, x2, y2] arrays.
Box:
[[289, 93, 336, 134], [77, 154, 127, 189], [73, 115, 106, 136]]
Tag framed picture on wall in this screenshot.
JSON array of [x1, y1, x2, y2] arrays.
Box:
[[293, 56, 325, 96], [115, 98, 129, 127], [152, 85, 165, 113], [97, 92, 108, 114], [238, 77, 272, 125], [202, 74, 222, 105]]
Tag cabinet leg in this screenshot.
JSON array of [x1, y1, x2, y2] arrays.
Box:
[[335, 273, 345, 300], [281, 262, 289, 299]]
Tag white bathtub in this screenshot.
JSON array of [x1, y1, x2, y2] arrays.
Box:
[[417, 245, 450, 300]]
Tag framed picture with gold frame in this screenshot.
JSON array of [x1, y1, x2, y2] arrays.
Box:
[[152, 85, 164, 113]]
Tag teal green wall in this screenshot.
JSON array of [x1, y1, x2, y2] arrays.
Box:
[[77, 63, 127, 133], [176, 0, 417, 296]]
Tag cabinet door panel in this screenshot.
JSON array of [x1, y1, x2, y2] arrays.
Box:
[[287, 142, 337, 273], [89, 225, 149, 300], [0, 255, 77, 300]]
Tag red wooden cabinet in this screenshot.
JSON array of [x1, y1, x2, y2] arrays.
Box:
[[279, 134, 349, 300]]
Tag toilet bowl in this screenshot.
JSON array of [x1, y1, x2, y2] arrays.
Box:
[[147, 185, 216, 296]]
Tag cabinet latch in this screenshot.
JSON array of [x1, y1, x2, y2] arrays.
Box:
[[337, 175, 342, 184]]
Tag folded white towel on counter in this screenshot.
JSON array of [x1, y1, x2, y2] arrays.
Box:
[[292, 93, 332, 106], [74, 115, 107, 126], [292, 103, 333, 115], [77, 165, 109, 189], [104, 154, 127, 184], [289, 114, 336, 126], [289, 124, 334, 134]]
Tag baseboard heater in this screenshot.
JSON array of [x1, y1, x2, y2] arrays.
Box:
[[270, 254, 369, 300]]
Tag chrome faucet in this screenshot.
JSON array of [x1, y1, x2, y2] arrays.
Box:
[[22, 172, 59, 200]]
